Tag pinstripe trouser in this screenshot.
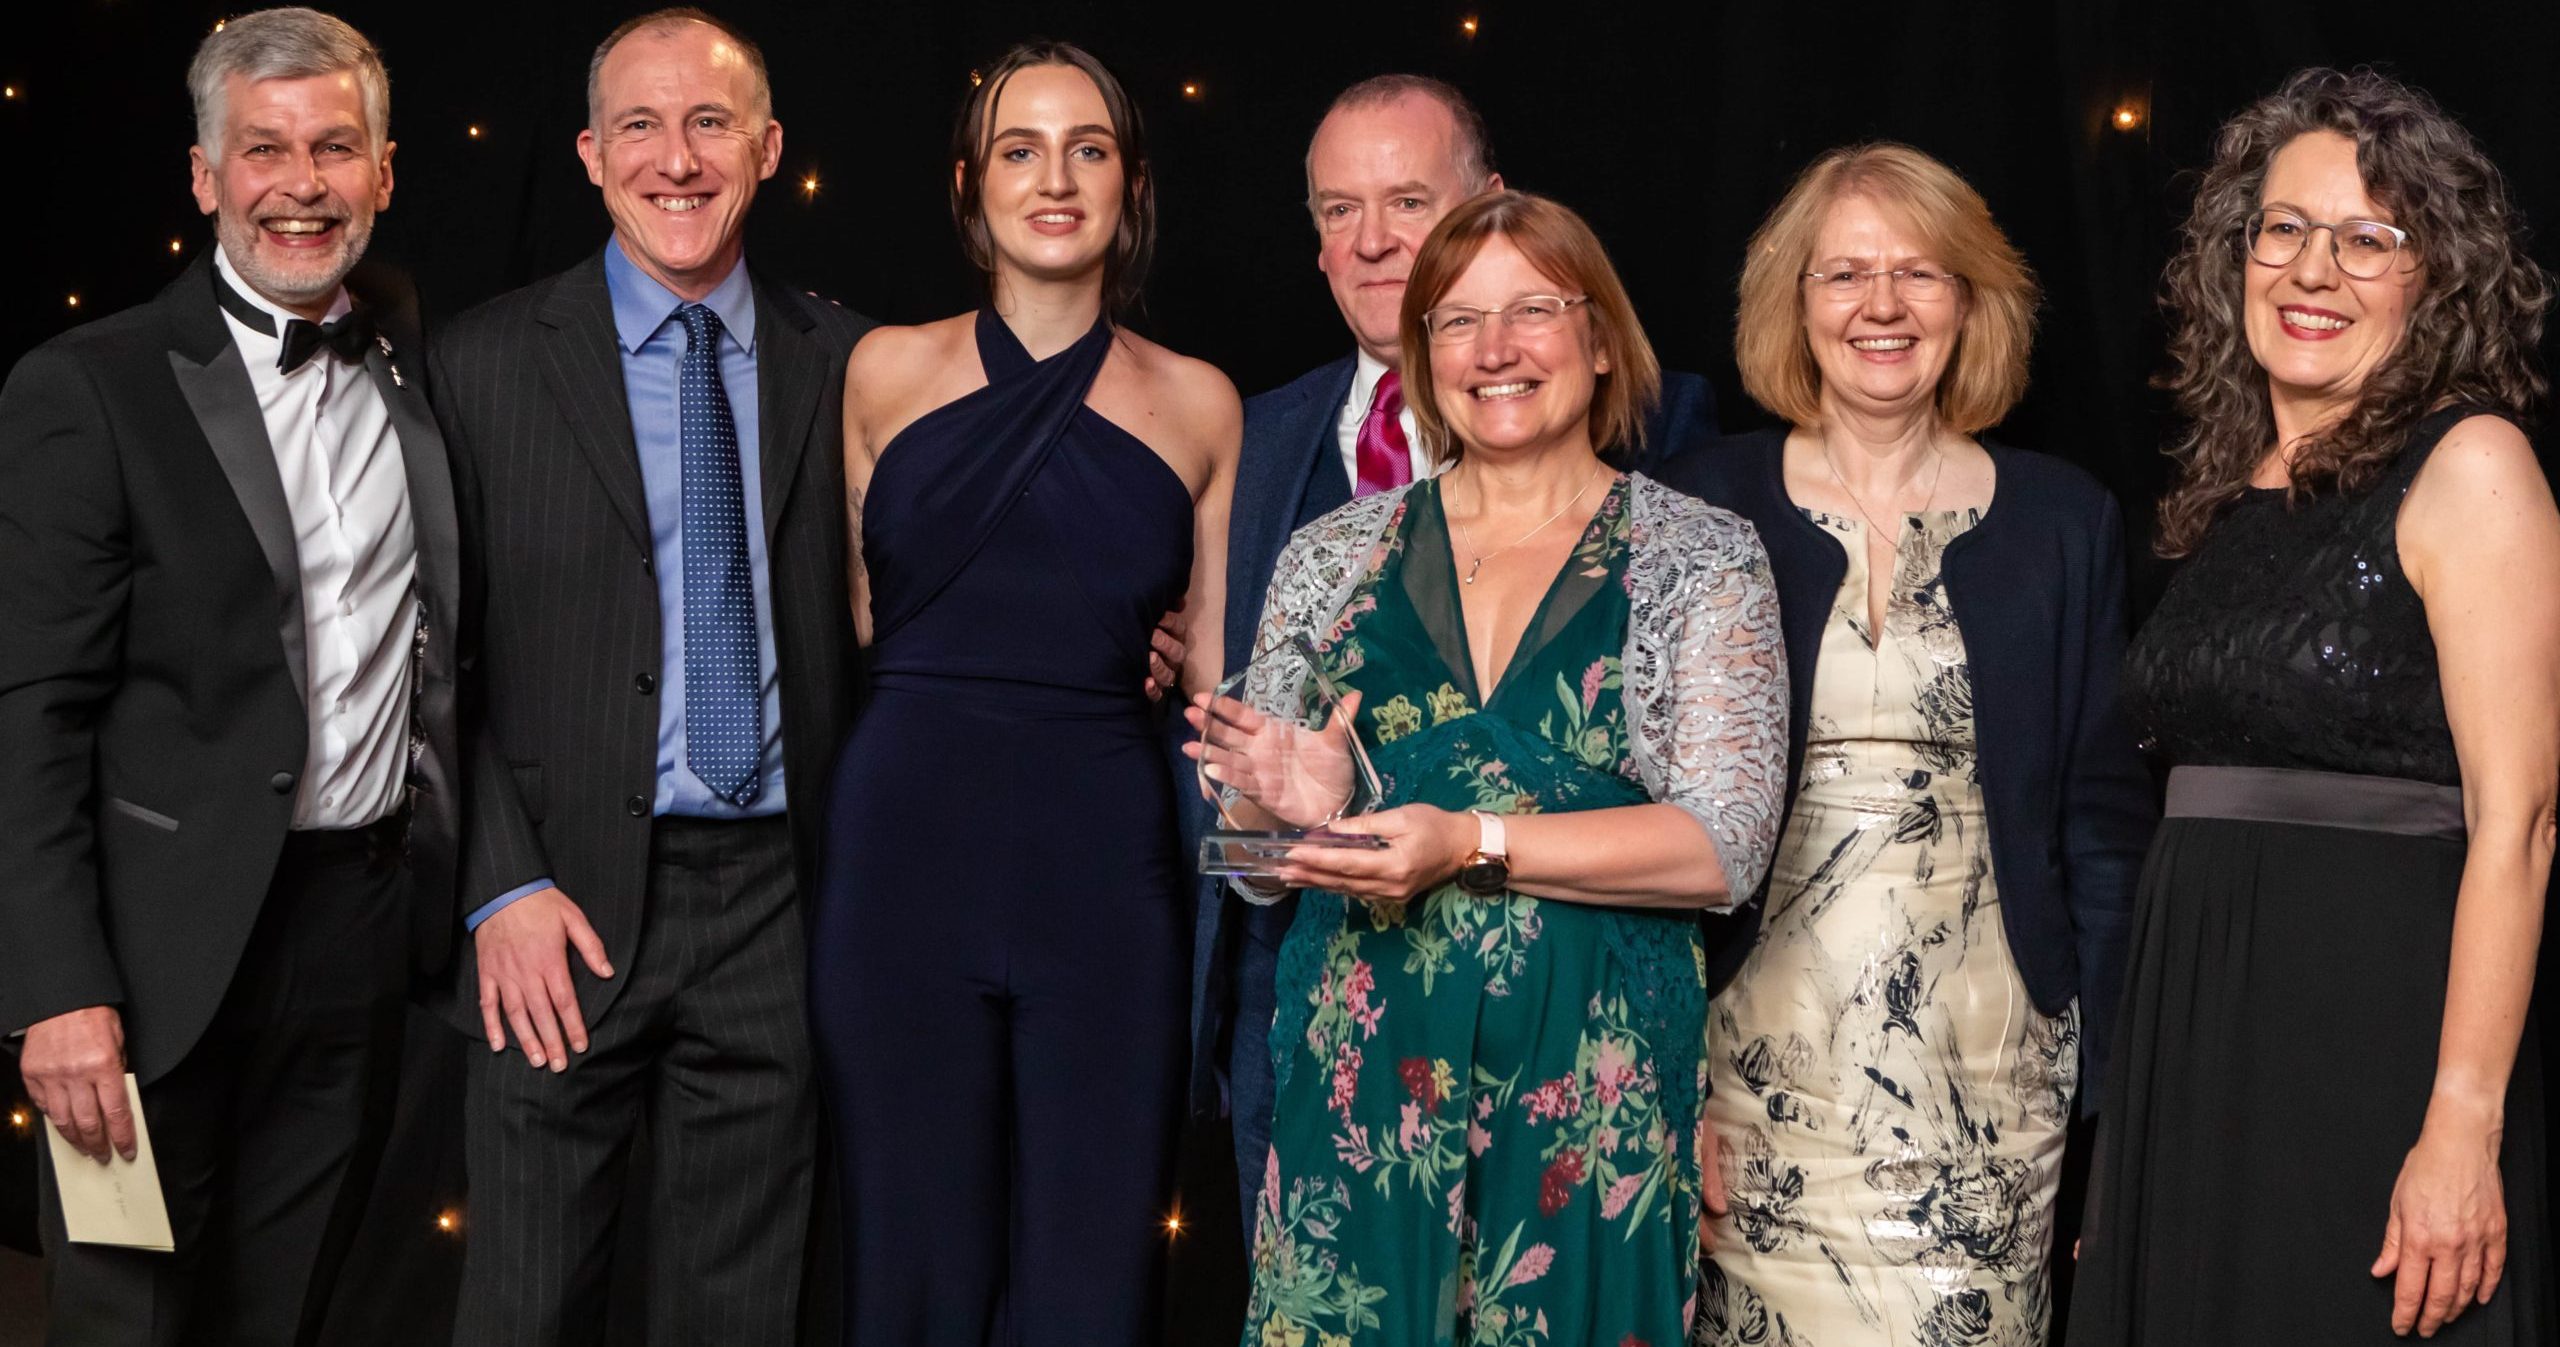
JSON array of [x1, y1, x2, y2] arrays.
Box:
[[453, 816, 812, 1346]]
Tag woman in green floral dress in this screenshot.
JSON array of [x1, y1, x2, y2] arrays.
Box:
[[1193, 193, 1787, 1347]]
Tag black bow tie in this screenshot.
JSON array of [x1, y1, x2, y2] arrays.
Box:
[[278, 311, 376, 375], [210, 265, 376, 374]]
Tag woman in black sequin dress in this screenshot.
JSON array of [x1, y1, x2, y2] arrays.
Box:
[[2069, 69, 2559, 1345]]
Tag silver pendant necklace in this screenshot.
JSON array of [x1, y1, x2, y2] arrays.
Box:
[[1817, 438, 1945, 541], [1451, 466, 1602, 584]]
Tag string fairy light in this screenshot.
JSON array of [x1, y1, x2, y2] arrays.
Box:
[[1180, 81, 1202, 101], [2111, 103, 2144, 132], [66, 294, 80, 309], [800, 171, 819, 200], [169, 238, 183, 254], [467, 124, 482, 139], [3, 86, 17, 100], [1462, 15, 1480, 37], [435, 1209, 461, 1234]]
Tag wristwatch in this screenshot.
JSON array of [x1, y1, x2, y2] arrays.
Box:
[[1456, 810, 1511, 896]]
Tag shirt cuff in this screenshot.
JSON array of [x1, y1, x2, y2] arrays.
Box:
[[466, 878, 556, 931]]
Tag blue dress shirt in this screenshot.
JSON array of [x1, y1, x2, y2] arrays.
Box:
[[468, 241, 787, 930]]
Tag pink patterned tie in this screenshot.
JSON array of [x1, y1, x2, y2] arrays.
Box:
[[1354, 369, 1414, 496]]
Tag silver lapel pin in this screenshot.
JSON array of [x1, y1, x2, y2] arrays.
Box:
[[376, 334, 405, 388]]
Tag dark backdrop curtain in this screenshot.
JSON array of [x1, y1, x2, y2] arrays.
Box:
[[4, 0, 2555, 1340]]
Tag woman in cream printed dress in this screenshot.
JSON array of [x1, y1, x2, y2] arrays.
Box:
[[1704, 506, 2077, 1347], [1663, 142, 2154, 1347]]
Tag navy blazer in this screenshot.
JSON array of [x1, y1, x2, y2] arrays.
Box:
[[1180, 358, 1720, 1115], [1658, 428, 2156, 1117]]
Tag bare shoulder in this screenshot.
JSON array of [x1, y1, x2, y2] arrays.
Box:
[[846, 314, 972, 396], [2406, 414, 2554, 528], [1089, 331, 1238, 493], [2402, 413, 2560, 586], [1120, 330, 1241, 446], [2416, 414, 2547, 497], [844, 314, 981, 457]]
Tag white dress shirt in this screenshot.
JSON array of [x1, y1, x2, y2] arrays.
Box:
[[1333, 349, 1439, 491], [213, 247, 418, 830]]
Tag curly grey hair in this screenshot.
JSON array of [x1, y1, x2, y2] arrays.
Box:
[[2155, 66, 2550, 556]]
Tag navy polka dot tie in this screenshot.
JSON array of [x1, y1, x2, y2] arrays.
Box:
[[676, 303, 761, 805]]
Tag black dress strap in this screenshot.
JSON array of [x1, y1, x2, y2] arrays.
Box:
[[863, 308, 1114, 647], [972, 305, 1041, 381]]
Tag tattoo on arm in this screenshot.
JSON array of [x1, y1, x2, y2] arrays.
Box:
[[846, 482, 871, 639], [846, 484, 869, 586]]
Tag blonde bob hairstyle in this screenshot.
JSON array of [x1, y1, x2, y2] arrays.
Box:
[[1735, 142, 2038, 433], [1399, 191, 1662, 468]]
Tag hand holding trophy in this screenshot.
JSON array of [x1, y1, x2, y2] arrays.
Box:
[[1185, 635, 1389, 898]]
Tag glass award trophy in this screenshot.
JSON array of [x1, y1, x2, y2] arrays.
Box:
[[1196, 635, 1389, 895]]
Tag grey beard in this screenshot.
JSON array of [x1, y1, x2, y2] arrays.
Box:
[[216, 213, 372, 310]]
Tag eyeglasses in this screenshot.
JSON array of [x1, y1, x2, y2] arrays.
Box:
[[1802, 266, 1962, 300], [1421, 294, 1589, 344], [2243, 208, 2412, 279]]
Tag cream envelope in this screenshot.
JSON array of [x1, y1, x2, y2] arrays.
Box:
[[45, 1073, 176, 1251]]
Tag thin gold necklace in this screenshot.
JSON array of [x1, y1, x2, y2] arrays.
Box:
[[1817, 439, 1945, 540], [1449, 466, 1603, 584]]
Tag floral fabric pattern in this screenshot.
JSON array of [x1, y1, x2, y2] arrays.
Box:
[[1244, 476, 1774, 1347], [1696, 509, 2074, 1347]]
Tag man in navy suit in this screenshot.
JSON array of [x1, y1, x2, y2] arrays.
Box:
[[1187, 74, 1720, 1233]]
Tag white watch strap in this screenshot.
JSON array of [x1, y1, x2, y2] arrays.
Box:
[[1474, 809, 1508, 863]]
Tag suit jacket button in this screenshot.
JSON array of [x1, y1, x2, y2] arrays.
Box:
[[626, 794, 648, 817], [270, 771, 297, 794], [634, 673, 656, 695]]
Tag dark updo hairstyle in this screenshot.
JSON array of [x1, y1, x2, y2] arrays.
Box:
[[949, 41, 1156, 317], [2155, 66, 2550, 556]]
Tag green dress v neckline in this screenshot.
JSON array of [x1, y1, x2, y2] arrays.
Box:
[[1407, 474, 1630, 712]]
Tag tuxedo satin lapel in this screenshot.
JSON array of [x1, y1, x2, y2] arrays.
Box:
[[166, 250, 238, 367], [365, 341, 459, 632], [168, 340, 309, 699], [364, 335, 462, 953], [534, 259, 650, 552], [750, 276, 824, 545]]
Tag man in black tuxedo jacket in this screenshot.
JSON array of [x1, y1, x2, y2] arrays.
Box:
[[425, 11, 866, 1341], [1186, 75, 1722, 1235], [0, 10, 461, 1343]]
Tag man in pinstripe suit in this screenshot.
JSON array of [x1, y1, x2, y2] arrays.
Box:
[[425, 10, 863, 1341]]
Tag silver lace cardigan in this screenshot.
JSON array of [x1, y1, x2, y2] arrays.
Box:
[[1246, 474, 1788, 907]]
